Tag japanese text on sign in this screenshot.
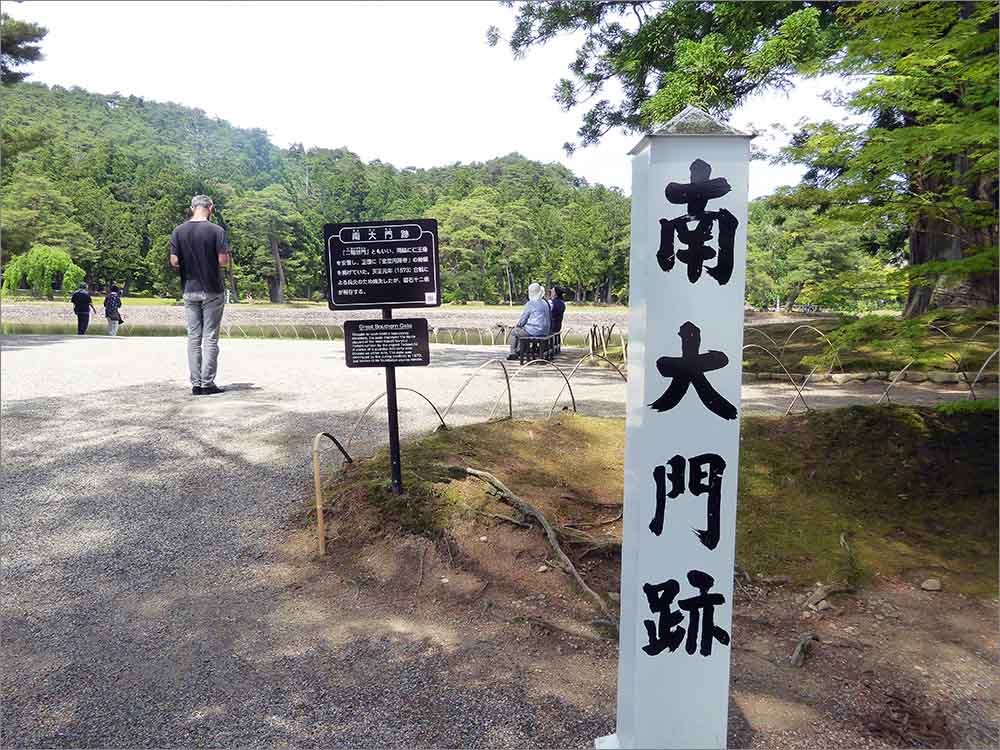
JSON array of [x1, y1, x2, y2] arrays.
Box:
[[324, 220, 440, 309]]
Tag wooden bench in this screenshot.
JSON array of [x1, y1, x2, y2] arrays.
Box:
[[517, 333, 560, 364]]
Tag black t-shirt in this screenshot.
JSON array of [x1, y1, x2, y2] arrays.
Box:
[[71, 290, 92, 314], [170, 220, 228, 294]]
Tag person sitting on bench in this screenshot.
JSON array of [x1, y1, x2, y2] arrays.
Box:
[[508, 282, 551, 360]]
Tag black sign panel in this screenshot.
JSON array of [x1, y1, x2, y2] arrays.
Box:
[[344, 318, 430, 368], [324, 219, 440, 309]]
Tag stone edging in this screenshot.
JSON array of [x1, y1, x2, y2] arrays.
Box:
[[743, 370, 998, 385]]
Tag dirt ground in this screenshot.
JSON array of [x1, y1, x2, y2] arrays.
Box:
[[306, 472, 999, 749]]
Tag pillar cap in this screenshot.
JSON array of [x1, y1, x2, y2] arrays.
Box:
[[628, 105, 754, 154]]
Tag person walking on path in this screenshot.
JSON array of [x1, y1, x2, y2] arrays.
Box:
[[508, 282, 550, 360], [170, 194, 230, 396], [103, 285, 123, 336], [70, 283, 97, 335]]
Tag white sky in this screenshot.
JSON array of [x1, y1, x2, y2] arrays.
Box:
[[6, 1, 854, 198]]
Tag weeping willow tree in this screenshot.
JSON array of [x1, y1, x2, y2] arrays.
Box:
[[2, 244, 85, 298]]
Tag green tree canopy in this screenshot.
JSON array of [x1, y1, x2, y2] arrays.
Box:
[[2, 244, 85, 298], [0, 13, 47, 84], [491, 0, 998, 316]]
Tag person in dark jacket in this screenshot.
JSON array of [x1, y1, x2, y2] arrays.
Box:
[[70, 283, 97, 335], [547, 286, 566, 333], [104, 285, 123, 336]]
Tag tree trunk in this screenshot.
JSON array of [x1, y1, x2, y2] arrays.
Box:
[[576, 281, 583, 302], [784, 282, 804, 311], [904, 138, 999, 317], [270, 235, 286, 304]]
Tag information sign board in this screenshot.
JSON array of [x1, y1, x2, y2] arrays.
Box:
[[324, 219, 440, 309], [344, 318, 429, 368]]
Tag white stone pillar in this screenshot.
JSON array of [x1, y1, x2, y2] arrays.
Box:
[[598, 106, 752, 750]]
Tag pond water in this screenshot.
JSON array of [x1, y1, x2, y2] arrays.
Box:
[[0, 321, 592, 348]]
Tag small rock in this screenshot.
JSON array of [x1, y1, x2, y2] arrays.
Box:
[[479, 536, 488, 542], [817, 600, 831, 612], [440, 577, 449, 584], [926, 371, 959, 385], [831, 373, 857, 385], [800, 611, 813, 620], [537, 565, 549, 573], [607, 592, 620, 603], [921, 577, 942, 591], [904, 371, 928, 383]]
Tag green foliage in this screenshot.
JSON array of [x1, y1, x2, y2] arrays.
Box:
[[0, 13, 47, 84], [780, 1, 999, 315], [2, 244, 85, 298], [746, 198, 906, 312], [490, 2, 841, 152], [1, 83, 628, 302], [1, 174, 97, 266], [493, 1, 998, 313]]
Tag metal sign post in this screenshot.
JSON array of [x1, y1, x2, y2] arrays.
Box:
[[597, 106, 752, 750], [324, 219, 440, 495], [382, 307, 404, 495]]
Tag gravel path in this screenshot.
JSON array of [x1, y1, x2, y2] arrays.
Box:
[[1, 335, 991, 748]]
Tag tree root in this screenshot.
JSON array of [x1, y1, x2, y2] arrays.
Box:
[[565, 511, 623, 529], [803, 582, 853, 608], [454, 466, 615, 624], [790, 632, 819, 667]]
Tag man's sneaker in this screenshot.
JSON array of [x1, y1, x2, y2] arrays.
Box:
[[200, 384, 225, 395], [192, 386, 203, 396]]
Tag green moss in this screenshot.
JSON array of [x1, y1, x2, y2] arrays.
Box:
[[328, 406, 998, 595], [935, 398, 999, 416], [738, 405, 998, 594], [741, 308, 998, 374]]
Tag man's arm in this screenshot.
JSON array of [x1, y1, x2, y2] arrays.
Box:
[[515, 305, 530, 328], [169, 230, 180, 270], [217, 227, 230, 268]]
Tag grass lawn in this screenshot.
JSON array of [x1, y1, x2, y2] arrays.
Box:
[[328, 403, 998, 596]]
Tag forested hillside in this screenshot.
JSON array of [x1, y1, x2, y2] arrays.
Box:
[[1, 82, 629, 303]]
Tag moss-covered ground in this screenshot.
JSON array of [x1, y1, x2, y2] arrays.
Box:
[[742, 308, 998, 374], [328, 403, 998, 596]]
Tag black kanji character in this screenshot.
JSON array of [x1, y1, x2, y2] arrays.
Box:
[[656, 158, 738, 286], [650, 453, 726, 550], [678, 570, 731, 657], [649, 455, 685, 536], [650, 321, 737, 420], [641, 579, 685, 656]]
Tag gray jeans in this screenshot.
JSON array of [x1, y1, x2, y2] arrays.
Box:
[[183, 292, 225, 387], [509, 326, 530, 355]]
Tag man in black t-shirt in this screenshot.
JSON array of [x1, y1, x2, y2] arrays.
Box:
[[170, 195, 230, 396], [70, 282, 97, 335]]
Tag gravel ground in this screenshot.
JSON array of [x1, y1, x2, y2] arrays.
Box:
[[1, 334, 992, 748]]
